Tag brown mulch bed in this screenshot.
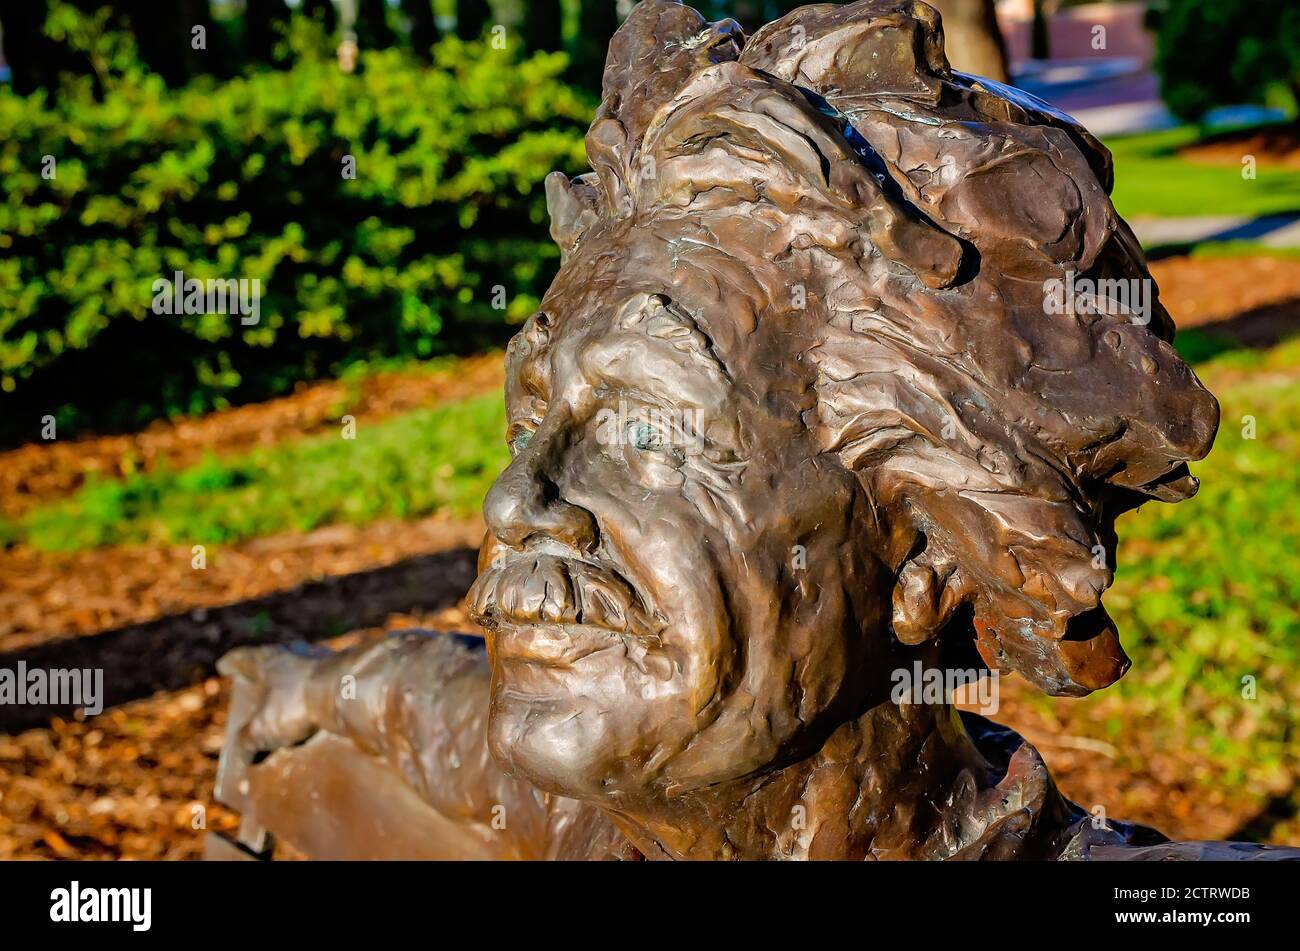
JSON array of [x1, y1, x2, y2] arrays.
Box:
[[0, 603, 480, 861], [1151, 255, 1300, 336], [1179, 122, 1300, 169], [0, 353, 504, 520], [0, 515, 484, 656], [0, 510, 485, 858], [0, 678, 239, 861]]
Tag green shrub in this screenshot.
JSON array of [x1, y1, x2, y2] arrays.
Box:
[[0, 12, 591, 441], [1149, 0, 1300, 122]]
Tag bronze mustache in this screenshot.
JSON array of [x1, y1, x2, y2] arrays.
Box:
[[467, 553, 654, 636]]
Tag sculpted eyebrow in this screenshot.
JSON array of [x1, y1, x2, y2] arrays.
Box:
[[589, 336, 722, 411]]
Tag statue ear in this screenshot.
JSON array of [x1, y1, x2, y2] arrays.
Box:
[[639, 61, 965, 289], [545, 172, 600, 260]]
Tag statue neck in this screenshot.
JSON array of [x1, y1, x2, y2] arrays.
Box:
[[601, 701, 1074, 860]]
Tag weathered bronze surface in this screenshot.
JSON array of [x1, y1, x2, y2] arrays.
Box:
[[211, 1, 1297, 860]]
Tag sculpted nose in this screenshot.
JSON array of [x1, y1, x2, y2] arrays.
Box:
[[484, 426, 598, 553]]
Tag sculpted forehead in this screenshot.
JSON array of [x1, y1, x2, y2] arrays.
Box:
[[506, 225, 810, 418], [506, 291, 734, 415], [581, 294, 732, 407]]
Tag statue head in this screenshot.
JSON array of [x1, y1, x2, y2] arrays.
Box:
[[467, 0, 1218, 808]]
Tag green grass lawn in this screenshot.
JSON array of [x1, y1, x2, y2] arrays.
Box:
[[0, 390, 509, 550], [1107, 126, 1300, 220]]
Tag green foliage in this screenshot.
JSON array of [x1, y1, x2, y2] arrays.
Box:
[[1149, 0, 1300, 122], [0, 10, 592, 440], [4, 390, 509, 550], [1171, 328, 1234, 364]]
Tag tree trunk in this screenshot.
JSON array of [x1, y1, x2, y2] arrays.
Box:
[[456, 0, 492, 41], [122, 0, 216, 85], [303, 0, 339, 35], [401, 0, 440, 59], [521, 0, 564, 52], [1031, 0, 1051, 61], [732, 1, 766, 32], [572, 0, 620, 92], [356, 0, 396, 50], [244, 0, 292, 65], [927, 0, 1009, 82], [0, 0, 91, 95]]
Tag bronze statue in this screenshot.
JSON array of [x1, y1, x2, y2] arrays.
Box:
[[208, 0, 1295, 861]]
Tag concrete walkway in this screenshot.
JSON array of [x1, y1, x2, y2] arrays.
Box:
[[1129, 214, 1300, 250]]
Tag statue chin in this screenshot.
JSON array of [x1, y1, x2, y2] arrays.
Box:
[[485, 644, 724, 804], [486, 669, 620, 799]]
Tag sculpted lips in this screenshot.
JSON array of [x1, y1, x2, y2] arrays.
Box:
[[467, 553, 659, 665]]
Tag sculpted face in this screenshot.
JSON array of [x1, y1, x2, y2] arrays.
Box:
[[469, 231, 895, 801], [468, 0, 1218, 810]]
